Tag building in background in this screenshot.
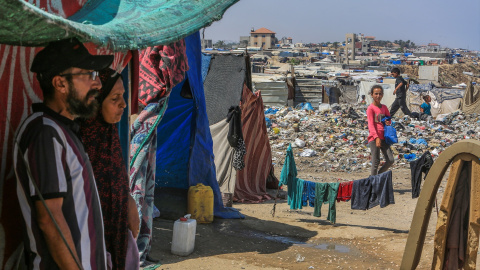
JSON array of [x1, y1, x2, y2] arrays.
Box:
[[239, 36, 250, 48], [356, 34, 373, 54], [345, 33, 356, 60], [202, 39, 213, 49], [279, 36, 293, 45], [249, 27, 277, 49]]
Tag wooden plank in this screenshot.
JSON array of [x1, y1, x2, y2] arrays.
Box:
[[465, 158, 480, 269], [432, 157, 465, 269]]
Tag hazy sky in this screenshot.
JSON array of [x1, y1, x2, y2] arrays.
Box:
[[204, 0, 480, 50]]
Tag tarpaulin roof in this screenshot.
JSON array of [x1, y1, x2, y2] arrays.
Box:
[[0, 0, 239, 51]]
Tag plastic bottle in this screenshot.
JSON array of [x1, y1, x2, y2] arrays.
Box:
[[188, 183, 214, 223], [171, 214, 196, 256]]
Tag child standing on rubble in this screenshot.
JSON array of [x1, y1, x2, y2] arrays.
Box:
[[367, 85, 395, 175]]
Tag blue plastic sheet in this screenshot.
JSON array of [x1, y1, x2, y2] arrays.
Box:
[[265, 117, 272, 128], [264, 108, 279, 115], [404, 153, 417, 161], [409, 138, 428, 146], [155, 32, 243, 219], [301, 103, 314, 111]]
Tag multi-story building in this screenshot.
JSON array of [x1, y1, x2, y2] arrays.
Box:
[[356, 34, 373, 54], [249, 27, 277, 49], [201, 39, 212, 49], [345, 33, 356, 60]]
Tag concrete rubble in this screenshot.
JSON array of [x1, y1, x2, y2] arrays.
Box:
[[265, 103, 480, 174]]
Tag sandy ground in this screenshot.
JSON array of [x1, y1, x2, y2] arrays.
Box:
[[145, 163, 453, 270]]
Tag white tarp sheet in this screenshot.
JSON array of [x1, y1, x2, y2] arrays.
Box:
[[357, 81, 396, 108]]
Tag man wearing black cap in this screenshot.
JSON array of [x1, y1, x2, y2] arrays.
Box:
[[13, 38, 113, 270]]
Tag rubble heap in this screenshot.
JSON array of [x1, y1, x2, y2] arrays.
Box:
[[400, 64, 480, 86], [266, 104, 480, 175]]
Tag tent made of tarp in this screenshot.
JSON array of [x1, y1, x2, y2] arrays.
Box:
[[409, 83, 465, 117], [0, 0, 239, 268], [460, 82, 480, 115], [1, 0, 239, 50], [204, 54, 274, 203], [152, 33, 242, 218]]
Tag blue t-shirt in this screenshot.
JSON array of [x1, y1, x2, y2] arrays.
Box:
[[421, 102, 431, 115]]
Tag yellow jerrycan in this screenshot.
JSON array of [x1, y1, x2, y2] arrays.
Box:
[[187, 183, 214, 223]]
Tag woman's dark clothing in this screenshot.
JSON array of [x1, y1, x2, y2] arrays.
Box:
[[79, 70, 129, 270], [80, 114, 130, 270]]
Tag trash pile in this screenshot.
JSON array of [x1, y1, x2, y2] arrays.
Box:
[[401, 64, 480, 86], [266, 103, 480, 173]]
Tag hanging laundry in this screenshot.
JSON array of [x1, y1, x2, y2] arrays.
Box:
[[288, 178, 305, 210], [314, 182, 340, 224], [226, 106, 246, 170], [337, 181, 353, 202], [302, 181, 316, 207], [409, 151, 433, 198], [279, 144, 298, 206], [351, 171, 394, 210]]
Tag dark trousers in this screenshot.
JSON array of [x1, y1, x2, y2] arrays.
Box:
[[390, 97, 411, 117]]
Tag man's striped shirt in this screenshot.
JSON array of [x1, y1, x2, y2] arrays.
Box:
[[14, 103, 107, 270]]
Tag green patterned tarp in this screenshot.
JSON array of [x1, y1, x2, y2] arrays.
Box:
[[0, 0, 238, 51]]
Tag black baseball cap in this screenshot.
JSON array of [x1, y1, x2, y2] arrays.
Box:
[[31, 38, 114, 76]]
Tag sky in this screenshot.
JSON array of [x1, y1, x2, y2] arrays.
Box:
[[204, 0, 480, 51]]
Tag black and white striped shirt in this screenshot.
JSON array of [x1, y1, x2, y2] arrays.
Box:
[[14, 103, 107, 270]]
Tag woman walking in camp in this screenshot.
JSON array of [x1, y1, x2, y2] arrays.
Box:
[[367, 85, 395, 176], [80, 69, 140, 270]]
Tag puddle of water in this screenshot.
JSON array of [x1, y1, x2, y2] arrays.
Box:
[[214, 221, 351, 253], [310, 243, 350, 253], [239, 229, 351, 253]]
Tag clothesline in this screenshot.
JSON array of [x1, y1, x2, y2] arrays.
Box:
[[278, 144, 395, 224]]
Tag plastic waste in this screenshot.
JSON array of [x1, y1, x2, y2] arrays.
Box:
[[301, 102, 314, 111], [171, 214, 197, 256], [264, 108, 279, 115], [292, 138, 306, 148], [404, 153, 417, 161], [299, 149, 317, 157], [265, 117, 272, 128], [318, 103, 331, 113], [262, 103, 474, 173]]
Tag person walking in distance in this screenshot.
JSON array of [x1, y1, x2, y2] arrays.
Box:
[[389, 67, 411, 117]]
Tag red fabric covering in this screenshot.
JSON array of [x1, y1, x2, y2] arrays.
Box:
[[234, 85, 273, 203], [130, 50, 140, 114], [336, 181, 353, 202], [138, 41, 188, 106], [0, 2, 131, 268]]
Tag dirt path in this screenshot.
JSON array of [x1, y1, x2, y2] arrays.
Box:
[[147, 166, 448, 270]]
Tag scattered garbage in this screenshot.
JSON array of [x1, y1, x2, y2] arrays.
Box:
[[293, 138, 306, 148], [299, 149, 317, 157], [264, 103, 479, 173]]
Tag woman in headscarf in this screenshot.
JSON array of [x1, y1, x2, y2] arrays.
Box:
[[80, 68, 140, 270]]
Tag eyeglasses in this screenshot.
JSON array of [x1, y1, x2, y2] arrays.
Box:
[[59, 71, 99, 81]]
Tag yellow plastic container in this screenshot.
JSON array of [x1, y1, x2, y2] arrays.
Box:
[[187, 183, 214, 223]]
